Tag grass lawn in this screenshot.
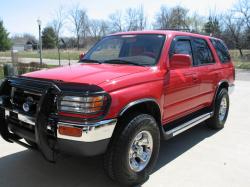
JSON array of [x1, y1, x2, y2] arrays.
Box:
[[229, 49, 250, 69], [0, 62, 59, 79], [0, 49, 86, 61], [233, 61, 250, 69]]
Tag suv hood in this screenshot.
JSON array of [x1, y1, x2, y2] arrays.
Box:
[[23, 63, 149, 85]]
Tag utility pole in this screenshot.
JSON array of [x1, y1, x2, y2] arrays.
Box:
[[37, 19, 42, 66]]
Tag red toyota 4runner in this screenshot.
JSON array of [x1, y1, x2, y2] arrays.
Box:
[[0, 31, 234, 185]]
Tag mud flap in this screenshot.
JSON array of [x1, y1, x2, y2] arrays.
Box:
[[35, 88, 57, 162]]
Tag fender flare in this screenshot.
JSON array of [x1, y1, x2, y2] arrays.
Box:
[[212, 80, 229, 108], [119, 98, 161, 117]]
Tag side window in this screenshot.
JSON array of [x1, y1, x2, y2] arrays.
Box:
[[210, 39, 231, 63], [192, 38, 215, 65], [174, 40, 192, 56]]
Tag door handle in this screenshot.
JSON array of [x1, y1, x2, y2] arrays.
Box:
[[192, 75, 199, 82], [183, 72, 193, 76]]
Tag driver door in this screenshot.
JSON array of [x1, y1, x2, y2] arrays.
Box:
[[163, 36, 201, 123]]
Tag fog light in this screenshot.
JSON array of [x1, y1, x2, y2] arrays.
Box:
[[58, 125, 82, 137]]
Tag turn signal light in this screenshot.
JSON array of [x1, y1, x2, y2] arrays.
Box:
[[58, 126, 82, 137]]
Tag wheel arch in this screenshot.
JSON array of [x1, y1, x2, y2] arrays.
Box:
[[212, 80, 229, 108], [118, 98, 162, 131]]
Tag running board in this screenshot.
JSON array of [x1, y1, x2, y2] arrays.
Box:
[[164, 112, 213, 139]]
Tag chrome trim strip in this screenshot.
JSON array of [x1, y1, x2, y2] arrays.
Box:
[[57, 119, 117, 142], [119, 98, 160, 116], [166, 112, 213, 137]]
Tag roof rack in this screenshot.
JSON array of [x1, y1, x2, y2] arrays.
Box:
[[157, 28, 191, 32]]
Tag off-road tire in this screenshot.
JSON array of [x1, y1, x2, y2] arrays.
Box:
[[207, 88, 229, 129], [104, 113, 160, 186]]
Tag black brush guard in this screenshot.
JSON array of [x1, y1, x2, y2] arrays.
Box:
[[0, 76, 108, 162]]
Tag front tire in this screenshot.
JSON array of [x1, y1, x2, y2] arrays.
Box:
[[104, 113, 160, 186], [207, 88, 229, 129]]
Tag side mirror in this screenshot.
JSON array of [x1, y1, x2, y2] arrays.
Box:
[[79, 52, 86, 61], [170, 54, 192, 69]]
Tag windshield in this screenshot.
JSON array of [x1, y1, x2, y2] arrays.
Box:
[[81, 34, 166, 66]]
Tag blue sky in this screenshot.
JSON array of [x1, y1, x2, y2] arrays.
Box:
[[0, 0, 237, 38]]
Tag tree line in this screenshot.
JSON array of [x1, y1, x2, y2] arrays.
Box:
[[0, 0, 249, 57]]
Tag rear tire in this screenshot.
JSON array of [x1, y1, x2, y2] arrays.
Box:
[[207, 88, 229, 129], [104, 113, 160, 186]]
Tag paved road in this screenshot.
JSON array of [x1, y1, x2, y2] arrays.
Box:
[[0, 71, 250, 187]]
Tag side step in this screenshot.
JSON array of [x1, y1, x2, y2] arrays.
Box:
[[164, 112, 213, 139]]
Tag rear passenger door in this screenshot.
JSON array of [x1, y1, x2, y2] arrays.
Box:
[[191, 37, 218, 106], [163, 36, 201, 122]]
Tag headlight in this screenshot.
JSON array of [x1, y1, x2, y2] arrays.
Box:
[[58, 95, 107, 115]]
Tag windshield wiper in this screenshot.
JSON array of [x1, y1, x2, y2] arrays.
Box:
[[104, 59, 144, 66], [80, 59, 103, 64]]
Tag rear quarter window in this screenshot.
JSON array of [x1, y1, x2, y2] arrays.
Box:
[[192, 38, 215, 66], [210, 39, 231, 63]]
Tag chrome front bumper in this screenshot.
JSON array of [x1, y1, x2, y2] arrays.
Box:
[[4, 108, 117, 143], [57, 119, 117, 142]]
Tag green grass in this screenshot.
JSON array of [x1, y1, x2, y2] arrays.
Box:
[[229, 50, 250, 69], [0, 62, 59, 79], [233, 61, 250, 69], [0, 49, 87, 60]]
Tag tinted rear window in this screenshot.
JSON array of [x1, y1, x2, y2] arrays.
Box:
[[174, 40, 192, 56], [210, 39, 231, 63], [192, 38, 215, 65]]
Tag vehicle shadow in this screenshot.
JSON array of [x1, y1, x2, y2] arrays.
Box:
[[0, 123, 218, 187]]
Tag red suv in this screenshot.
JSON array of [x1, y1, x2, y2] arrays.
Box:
[[0, 31, 234, 186]]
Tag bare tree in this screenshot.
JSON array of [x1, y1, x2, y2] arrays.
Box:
[[99, 21, 109, 37], [51, 7, 65, 66], [224, 12, 245, 57], [89, 19, 109, 40], [137, 6, 147, 30], [69, 5, 89, 50], [234, 0, 250, 30], [169, 6, 189, 29], [109, 11, 123, 32], [125, 6, 147, 31], [125, 8, 138, 31], [187, 13, 205, 33], [154, 6, 189, 30], [203, 10, 222, 37], [154, 6, 170, 29]]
